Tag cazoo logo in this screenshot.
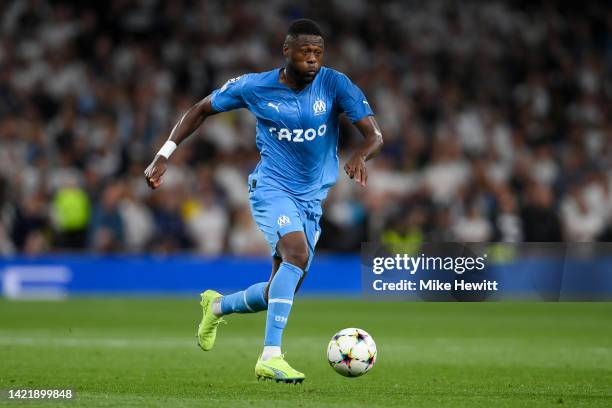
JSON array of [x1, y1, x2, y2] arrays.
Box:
[[269, 125, 327, 142]]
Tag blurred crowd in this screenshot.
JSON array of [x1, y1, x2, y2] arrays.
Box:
[[0, 0, 611, 256]]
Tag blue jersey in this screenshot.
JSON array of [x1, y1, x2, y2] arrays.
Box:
[[210, 67, 374, 201]]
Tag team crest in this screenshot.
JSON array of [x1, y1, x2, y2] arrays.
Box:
[[313, 98, 326, 116], [277, 215, 291, 227]]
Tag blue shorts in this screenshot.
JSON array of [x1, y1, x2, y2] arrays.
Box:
[[248, 175, 322, 271]]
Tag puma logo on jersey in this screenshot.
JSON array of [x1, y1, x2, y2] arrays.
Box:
[[269, 125, 327, 142], [267, 102, 280, 112]]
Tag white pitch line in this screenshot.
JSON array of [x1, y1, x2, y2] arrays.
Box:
[[0, 336, 194, 348], [0, 336, 313, 349]]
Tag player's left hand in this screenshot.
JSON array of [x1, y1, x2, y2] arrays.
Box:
[[344, 153, 367, 187]]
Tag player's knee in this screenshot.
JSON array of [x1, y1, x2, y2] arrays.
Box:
[[282, 246, 309, 271], [277, 233, 310, 270]]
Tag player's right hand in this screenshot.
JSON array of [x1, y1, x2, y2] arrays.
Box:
[[144, 156, 168, 190]]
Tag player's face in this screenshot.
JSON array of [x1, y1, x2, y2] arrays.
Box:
[[284, 35, 324, 83]]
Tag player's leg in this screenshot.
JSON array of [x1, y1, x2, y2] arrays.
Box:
[[264, 256, 282, 302], [197, 280, 271, 352], [262, 231, 308, 356], [197, 258, 281, 351], [256, 201, 322, 382], [212, 283, 268, 316], [197, 182, 293, 352], [255, 231, 309, 383]]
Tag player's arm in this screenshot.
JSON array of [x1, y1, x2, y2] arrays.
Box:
[[144, 95, 216, 190], [344, 115, 383, 187]]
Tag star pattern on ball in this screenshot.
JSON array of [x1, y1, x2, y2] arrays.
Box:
[[367, 350, 376, 368], [341, 352, 353, 368], [355, 330, 368, 342]]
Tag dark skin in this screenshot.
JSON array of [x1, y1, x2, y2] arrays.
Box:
[[144, 33, 384, 299]]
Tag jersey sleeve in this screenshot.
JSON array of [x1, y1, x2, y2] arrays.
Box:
[[210, 74, 250, 112], [334, 72, 374, 123]]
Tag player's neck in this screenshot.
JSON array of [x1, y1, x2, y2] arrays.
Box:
[[280, 66, 308, 91]]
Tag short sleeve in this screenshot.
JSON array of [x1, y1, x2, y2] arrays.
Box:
[[211, 74, 250, 112], [335, 72, 374, 123]]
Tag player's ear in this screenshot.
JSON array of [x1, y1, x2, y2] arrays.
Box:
[[283, 35, 293, 58]]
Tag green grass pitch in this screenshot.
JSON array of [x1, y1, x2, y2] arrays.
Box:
[[1, 299, 611, 407]]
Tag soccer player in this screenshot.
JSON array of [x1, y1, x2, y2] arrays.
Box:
[[144, 19, 383, 383]]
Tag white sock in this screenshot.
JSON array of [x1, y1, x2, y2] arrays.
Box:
[[211, 298, 223, 317], [261, 346, 282, 361]]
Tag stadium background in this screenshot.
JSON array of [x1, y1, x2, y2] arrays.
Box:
[[1, 1, 611, 407], [1, 0, 611, 258]]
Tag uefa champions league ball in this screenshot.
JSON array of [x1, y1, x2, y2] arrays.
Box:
[[327, 328, 377, 377]]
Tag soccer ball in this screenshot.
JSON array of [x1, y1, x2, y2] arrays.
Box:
[[327, 328, 377, 377]]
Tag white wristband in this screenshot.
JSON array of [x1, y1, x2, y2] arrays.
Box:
[[157, 141, 177, 159]]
